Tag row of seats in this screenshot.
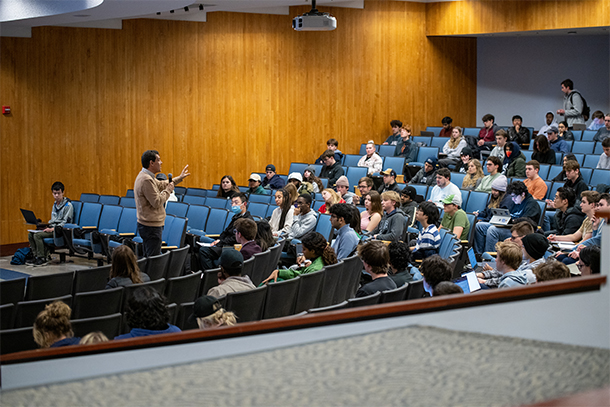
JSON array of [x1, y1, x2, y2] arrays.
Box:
[[425, 126, 602, 142]]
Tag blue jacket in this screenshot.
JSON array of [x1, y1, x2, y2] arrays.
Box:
[[499, 269, 528, 288], [550, 138, 569, 154], [261, 174, 286, 190], [507, 192, 541, 225], [331, 225, 359, 260], [115, 324, 181, 339]]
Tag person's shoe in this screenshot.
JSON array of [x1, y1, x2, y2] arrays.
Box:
[[33, 257, 49, 267], [25, 258, 35, 265]]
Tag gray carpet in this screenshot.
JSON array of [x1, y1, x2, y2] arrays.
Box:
[[1, 325, 609, 407]]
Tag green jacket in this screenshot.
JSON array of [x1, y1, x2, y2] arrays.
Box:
[[277, 256, 324, 280], [505, 153, 526, 178], [249, 185, 267, 195]]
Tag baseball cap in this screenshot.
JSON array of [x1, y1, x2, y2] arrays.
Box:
[[288, 172, 303, 182], [248, 173, 261, 182], [547, 126, 558, 134], [425, 157, 438, 166], [188, 295, 221, 324], [219, 249, 243, 270], [380, 168, 397, 177], [265, 164, 276, 172], [440, 194, 460, 205]]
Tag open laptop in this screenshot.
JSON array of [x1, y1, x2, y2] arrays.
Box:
[[489, 208, 511, 226], [20, 209, 48, 229], [467, 247, 484, 272], [453, 271, 481, 294]]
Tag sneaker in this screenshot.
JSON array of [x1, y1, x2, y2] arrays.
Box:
[[33, 257, 49, 267], [25, 258, 35, 265]]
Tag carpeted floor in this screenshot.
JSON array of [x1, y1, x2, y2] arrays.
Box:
[[2, 325, 608, 407]]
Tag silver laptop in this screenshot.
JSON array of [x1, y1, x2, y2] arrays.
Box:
[[489, 208, 511, 226]]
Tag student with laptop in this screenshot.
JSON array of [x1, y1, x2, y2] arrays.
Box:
[[496, 241, 529, 289], [474, 181, 541, 254], [27, 181, 74, 266]]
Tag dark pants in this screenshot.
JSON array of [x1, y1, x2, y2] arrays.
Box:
[[138, 223, 163, 257], [199, 245, 222, 270]]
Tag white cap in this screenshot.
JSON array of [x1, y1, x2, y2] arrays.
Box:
[[288, 172, 303, 182], [248, 173, 262, 182]]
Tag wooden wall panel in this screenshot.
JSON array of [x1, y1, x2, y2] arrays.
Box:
[[0, 1, 477, 245], [427, 0, 610, 36]]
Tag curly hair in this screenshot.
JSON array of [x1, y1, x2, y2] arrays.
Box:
[[301, 232, 337, 266], [110, 245, 142, 284], [197, 308, 237, 328], [506, 181, 528, 197], [420, 255, 452, 290], [388, 241, 411, 272], [33, 301, 73, 348], [125, 287, 170, 331]]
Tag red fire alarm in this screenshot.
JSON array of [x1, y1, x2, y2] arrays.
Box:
[[2, 106, 10, 115]]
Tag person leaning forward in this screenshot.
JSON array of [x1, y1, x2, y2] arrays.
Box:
[[134, 149, 190, 257]]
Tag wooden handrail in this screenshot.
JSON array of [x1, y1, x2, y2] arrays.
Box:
[[1, 275, 605, 366]]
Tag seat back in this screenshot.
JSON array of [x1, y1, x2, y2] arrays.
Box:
[[175, 302, 197, 331], [0, 303, 15, 330], [80, 193, 99, 203], [164, 216, 187, 248], [0, 326, 38, 355], [288, 162, 309, 174], [98, 195, 120, 205], [345, 167, 369, 190], [166, 245, 190, 278], [267, 240, 285, 272], [307, 301, 348, 313], [262, 277, 300, 319], [293, 269, 325, 313], [591, 169, 610, 186], [571, 141, 595, 154], [582, 154, 600, 168], [451, 173, 466, 189], [97, 204, 123, 232], [579, 167, 593, 184], [318, 262, 345, 307], [347, 291, 381, 308], [315, 213, 334, 242], [25, 271, 74, 301], [241, 256, 255, 280], [165, 270, 203, 305], [415, 147, 440, 164], [538, 164, 551, 179], [205, 197, 229, 209], [73, 265, 111, 293], [199, 268, 221, 297], [121, 279, 166, 313], [144, 251, 171, 280], [182, 195, 206, 206], [115, 207, 137, 235], [426, 126, 442, 136], [548, 165, 563, 181], [186, 204, 210, 233], [378, 145, 395, 157], [464, 191, 489, 214], [0, 278, 26, 305], [166, 201, 189, 218], [463, 127, 480, 136], [204, 208, 229, 235], [72, 201, 83, 225], [71, 313, 122, 339], [380, 283, 409, 303], [77, 202, 103, 228], [72, 287, 124, 319], [247, 202, 269, 219], [225, 285, 267, 323], [125, 189, 134, 198], [343, 154, 361, 167], [341, 255, 364, 300], [383, 157, 405, 175], [406, 279, 424, 300], [250, 249, 273, 286], [14, 295, 73, 328]]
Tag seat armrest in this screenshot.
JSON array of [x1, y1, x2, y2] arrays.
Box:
[[205, 234, 220, 238]]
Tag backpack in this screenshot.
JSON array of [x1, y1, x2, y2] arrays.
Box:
[[570, 91, 590, 121], [11, 247, 33, 265]]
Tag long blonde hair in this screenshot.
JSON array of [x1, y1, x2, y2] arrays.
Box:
[[448, 126, 463, 149], [462, 159, 484, 189], [322, 188, 342, 208], [197, 308, 237, 329], [285, 183, 298, 204]]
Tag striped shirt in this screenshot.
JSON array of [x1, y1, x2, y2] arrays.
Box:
[[414, 225, 441, 251]]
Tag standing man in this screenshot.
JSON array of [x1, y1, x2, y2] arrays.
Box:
[[261, 164, 285, 190], [507, 115, 531, 145], [135, 150, 189, 257], [524, 160, 548, 200], [383, 120, 403, 145], [328, 203, 359, 260], [319, 150, 344, 188], [557, 79, 586, 129], [27, 181, 74, 266]]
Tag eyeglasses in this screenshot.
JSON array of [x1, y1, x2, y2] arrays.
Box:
[[486, 163, 493, 166], [576, 261, 584, 270]]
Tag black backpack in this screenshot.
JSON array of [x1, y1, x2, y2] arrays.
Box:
[[570, 91, 590, 121]]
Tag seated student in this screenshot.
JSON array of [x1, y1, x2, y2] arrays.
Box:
[[358, 140, 384, 175], [475, 175, 509, 221], [477, 221, 535, 288], [577, 245, 601, 276], [387, 241, 421, 286], [507, 114, 531, 145], [489, 129, 508, 163], [453, 147, 473, 174], [361, 191, 383, 233], [261, 164, 286, 190], [546, 187, 585, 237], [105, 245, 151, 289], [199, 193, 253, 270], [319, 150, 345, 188], [429, 168, 462, 209], [461, 159, 484, 191], [474, 181, 541, 254], [593, 114, 610, 142], [190, 295, 237, 329], [288, 172, 314, 197], [538, 111, 558, 137], [410, 157, 438, 186], [287, 194, 318, 240], [438, 126, 467, 168], [496, 241, 528, 289], [399, 186, 419, 228], [440, 195, 470, 241], [234, 218, 262, 260], [561, 160, 589, 200], [477, 113, 499, 151], [377, 168, 401, 193], [319, 188, 344, 214], [383, 119, 403, 145], [524, 160, 548, 200], [502, 141, 526, 178], [33, 301, 80, 348], [328, 203, 359, 260], [410, 201, 441, 260], [207, 249, 255, 297], [551, 154, 578, 183], [27, 181, 74, 267], [587, 110, 605, 131], [346, 205, 363, 237], [532, 135, 556, 165], [216, 175, 240, 198], [315, 138, 344, 165], [394, 125, 418, 162], [115, 287, 181, 339], [335, 176, 357, 204], [547, 126, 569, 153], [354, 176, 374, 205], [256, 220, 276, 252], [438, 116, 453, 138], [533, 260, 570, 283], [433, 281, 463, 296], [303, 166, 324, 194], [356, 241, 397, 297], [372, 191, 407, 243], [475, 156, 503, 193], [285, 183, 299, 205], [246, 174, 266, 195], [597, 137, 610, 169], [420, 255, 452, 296], [79, 332, 109, 345], [269, 188, 294, 237], [517, 233, 550, 284], [263, 232, 337, 283], [557, 121, 574, 141]]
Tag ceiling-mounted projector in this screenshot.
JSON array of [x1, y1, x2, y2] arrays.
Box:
[[292, 0, 336, 31]]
